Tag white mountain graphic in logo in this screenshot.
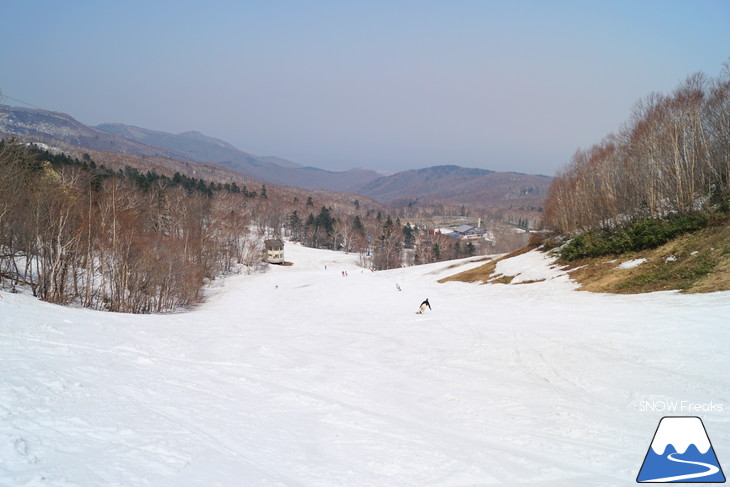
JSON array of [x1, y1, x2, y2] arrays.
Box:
[[637, 416, 725, 483]]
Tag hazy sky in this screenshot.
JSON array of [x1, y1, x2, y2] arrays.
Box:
[[2, 1, 728, 175]]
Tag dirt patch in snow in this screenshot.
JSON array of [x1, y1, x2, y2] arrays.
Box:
[[564, 218, 730, 294], [438, 246, 533, 284]]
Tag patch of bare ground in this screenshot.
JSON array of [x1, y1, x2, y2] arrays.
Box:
[[438, 245, 535, 284], [426, 256, 492, 276], [564, 217, 730, 294], [444, 256, 492, 269], [437, 218, 729, 293], [438, 217, 729, 294]]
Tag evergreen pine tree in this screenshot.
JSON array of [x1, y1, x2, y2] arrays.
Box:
[[432, 243, 441, 260]]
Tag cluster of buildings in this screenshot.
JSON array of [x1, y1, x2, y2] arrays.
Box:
[[433, 224, 490, 240], [429, 222, 495, 243]]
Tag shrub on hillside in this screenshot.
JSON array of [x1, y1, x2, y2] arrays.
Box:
[[560, 213, 710, 261]]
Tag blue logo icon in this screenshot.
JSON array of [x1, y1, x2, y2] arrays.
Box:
[[637, 416, 725, 483]]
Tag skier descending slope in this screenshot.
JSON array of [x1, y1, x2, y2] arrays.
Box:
[[417, 298, 431, 314]]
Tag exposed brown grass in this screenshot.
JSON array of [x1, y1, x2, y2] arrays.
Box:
[[489, 274, 516, 284], [437, 260, 497, 284], [564, 217, 730, 294], [443, 256, 492, 270], [438, 218, 729, 294], [438, 245, 535, 284], [514, 278, 546, 285]]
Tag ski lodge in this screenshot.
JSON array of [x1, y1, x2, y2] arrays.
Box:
[[452, 224, 488, 239]]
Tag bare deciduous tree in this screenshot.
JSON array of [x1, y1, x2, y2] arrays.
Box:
[[543, 66, 729, 234]]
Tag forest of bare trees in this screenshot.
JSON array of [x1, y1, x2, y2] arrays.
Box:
[[0, 141, 265, 312], [543, 65, 729, 234], [0, 141, 479, 312], [1, 130, 529, 312]]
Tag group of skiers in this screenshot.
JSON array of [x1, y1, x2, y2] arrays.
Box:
[[324, 265, 432, 315]]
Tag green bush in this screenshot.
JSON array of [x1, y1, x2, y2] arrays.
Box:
[[560, 212, 710, 261], [615, 252, 718, 292]]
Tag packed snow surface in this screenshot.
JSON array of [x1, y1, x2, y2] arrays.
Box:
[[1, 245, 728, 486]]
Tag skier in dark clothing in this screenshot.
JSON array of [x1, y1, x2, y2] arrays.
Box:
[[417, 298, 431, 314]]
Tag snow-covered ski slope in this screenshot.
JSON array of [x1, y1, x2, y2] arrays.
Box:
[[1, 243, 728, 486]]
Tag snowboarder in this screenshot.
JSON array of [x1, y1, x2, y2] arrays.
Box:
[[416, 298, 431, 314], [396, 284, 402, 291]]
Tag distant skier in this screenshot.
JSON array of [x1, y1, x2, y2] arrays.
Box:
[[416, 298, 431, 314], [396, 284, 402, 291]]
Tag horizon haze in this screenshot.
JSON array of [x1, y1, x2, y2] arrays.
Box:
[[1, 0, 728, 176]]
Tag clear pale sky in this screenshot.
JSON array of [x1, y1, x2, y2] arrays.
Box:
[[2, 1, 728, 175]]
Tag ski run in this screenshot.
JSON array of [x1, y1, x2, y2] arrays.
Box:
[[1, 243, 728, 486]]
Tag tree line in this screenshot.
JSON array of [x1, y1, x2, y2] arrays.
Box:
[[543, 64, 729, 234], [0, 140, 494, 313], [284, 206, 480, 270], [0, 141, 264, 312]]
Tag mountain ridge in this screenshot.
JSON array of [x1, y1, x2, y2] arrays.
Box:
[[94, 121, 383, 191], [1, 104, 551, 207], [0, 105, 183, 159], [350, 164, 551, 208]]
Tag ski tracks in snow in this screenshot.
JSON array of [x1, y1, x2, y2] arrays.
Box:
[[1, 245, 729, 486]]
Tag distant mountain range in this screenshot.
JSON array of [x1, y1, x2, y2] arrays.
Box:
[[0, 105, 183, 159], [0, 104, 551, 208], [95, 122, 382, 192], [351, 165, 550, 208]]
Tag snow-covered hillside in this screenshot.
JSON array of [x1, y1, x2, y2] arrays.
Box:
[[1, 244, 728, 486]]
